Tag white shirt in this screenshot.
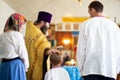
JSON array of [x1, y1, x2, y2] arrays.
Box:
[[44, 67, 70, 80], [77, 17, 120, 79], [0, 31, 29, 71]]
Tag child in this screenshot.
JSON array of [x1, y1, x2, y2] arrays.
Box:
[[44, 52, 70, 80]]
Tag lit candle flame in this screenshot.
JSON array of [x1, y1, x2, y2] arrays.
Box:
[[63, 39, 70, 45]]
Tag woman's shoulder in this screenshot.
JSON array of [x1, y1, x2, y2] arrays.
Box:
[[7, 31, 24, 41], [10, 31, 23, 37], [0, 33, 5, 40], [0, 32, 11, 39]]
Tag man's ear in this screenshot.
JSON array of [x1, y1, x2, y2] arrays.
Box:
[[92, 8, 97, 13], [40, 21, 45, 24], [38, 21, 43, 28], [39, 21, 45, 27], [90, 8, 94, 12]]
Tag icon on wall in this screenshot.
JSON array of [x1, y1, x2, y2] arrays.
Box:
[[65, 23, 71, 30], [73, 23, 79, 30], [56, 23, 62, 30]]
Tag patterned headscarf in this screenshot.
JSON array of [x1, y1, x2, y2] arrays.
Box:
[[4, 13, 26, 32]]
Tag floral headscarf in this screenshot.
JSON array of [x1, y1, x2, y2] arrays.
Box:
[[4, 13, 26, 32]]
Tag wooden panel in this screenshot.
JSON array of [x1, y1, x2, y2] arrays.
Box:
[[55, 32, 73, 50]]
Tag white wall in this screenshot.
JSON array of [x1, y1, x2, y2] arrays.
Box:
[[5, 0, 120, 24], [40, 0, 120, 24], [0, 0, 15, 34], [1, 0, 120, 28]]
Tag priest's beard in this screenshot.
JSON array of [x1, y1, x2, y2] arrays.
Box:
[[40, 26, 48, 36]]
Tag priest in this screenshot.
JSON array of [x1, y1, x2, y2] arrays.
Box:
[[25, 11, 59, 80]]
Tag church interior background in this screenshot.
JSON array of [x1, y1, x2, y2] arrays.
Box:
[[1, 0, 120, 79]]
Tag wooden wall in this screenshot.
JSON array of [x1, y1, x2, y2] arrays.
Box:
[[55, 32, 73, 50]]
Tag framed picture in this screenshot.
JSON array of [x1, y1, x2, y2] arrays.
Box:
[[65, 23, 71, 30], [56, 23, 62, 30], [73, 23, 79, 30]]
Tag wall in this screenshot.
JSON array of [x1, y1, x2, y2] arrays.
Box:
[[31, 0, 120, 24], [0, 0, 15, 34], [1, 0, 120, 30], [4, 0, 120, 24]]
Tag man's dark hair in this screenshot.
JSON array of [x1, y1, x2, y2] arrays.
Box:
[[88, 1, 104, 12], [34, 20, 40, 25]]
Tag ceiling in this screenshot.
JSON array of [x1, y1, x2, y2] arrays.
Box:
[[4, 0, 120, 23], [4, 0, 88, 23], [4, 0, 54, 21]]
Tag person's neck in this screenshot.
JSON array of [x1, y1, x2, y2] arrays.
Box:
[[95, 13, 104, 17], [52, 64, 61, 68], [5, 29, 14, 32]]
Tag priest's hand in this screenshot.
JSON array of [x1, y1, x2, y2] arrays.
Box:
[[46, 48, 60, 55]]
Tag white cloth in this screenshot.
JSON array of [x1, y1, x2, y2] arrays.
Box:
[[0, 31, 29, 71], [77, 17, 120, 79], [44, 67, 70, 80]]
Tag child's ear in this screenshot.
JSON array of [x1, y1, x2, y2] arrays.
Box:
[[60, 57, 64, 64]]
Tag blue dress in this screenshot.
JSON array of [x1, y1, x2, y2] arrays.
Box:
[[63, 66, 83, 80], [0, 58, 26, 80]]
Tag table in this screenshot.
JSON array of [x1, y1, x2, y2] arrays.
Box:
[[63, 66, 83, 80]]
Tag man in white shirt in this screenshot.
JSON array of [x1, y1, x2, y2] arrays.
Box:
[[77, 1, 120, 80]]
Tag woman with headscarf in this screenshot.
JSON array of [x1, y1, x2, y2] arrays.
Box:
[[0, 13, 29, 80]]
